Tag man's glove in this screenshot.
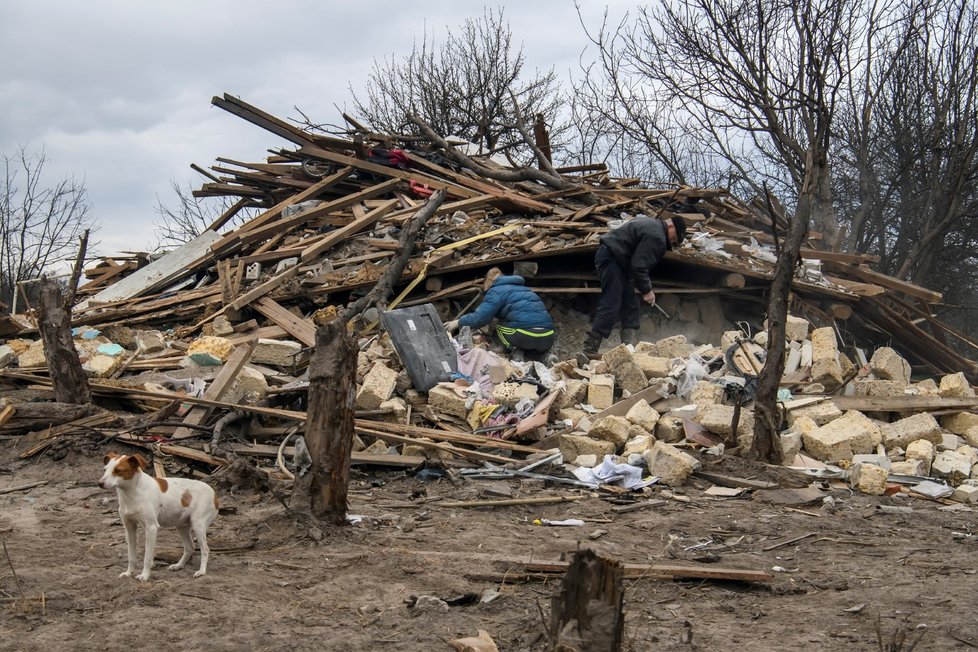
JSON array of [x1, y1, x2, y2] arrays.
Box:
[[445, 319, 459, 333], [642, 290, 656, 305]]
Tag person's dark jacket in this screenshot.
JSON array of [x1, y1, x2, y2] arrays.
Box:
[[458, 275, 553, 330], [598, 215, 668, 294]]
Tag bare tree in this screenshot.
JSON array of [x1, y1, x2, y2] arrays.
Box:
[[154, 181, 256, 247], [0, 146, 97, 312], [349, 8, 567, 163]]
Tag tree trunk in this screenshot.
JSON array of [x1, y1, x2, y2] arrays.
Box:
[[37, 278, 91, 405], [749, 174, 817, 463], [291, 318, 357, 524], [549, 549, 624, 652]]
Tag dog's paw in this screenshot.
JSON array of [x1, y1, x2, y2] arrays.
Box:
[[192, 570, 207, 578], [167, 563, 185, 571], [135, 572, 151, 582], [119, 570, 133, 578]]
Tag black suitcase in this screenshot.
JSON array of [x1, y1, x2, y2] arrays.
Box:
[[380, 303, 458, 391]]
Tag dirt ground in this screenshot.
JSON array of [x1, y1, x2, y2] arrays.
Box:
[[1, 438, 977, 652]]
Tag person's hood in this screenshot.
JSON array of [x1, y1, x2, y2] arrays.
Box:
[[493, 275, 526, 287]]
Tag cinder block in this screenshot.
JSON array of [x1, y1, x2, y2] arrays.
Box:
[[587, 374, 615, 409], [881, 412, 942, 449], [492, 382, 538, 407], [643, 441, 700, 486], [356, 362, 398, 410]]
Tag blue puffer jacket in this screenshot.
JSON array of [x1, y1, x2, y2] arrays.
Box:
[[458, 275, 554, 330]]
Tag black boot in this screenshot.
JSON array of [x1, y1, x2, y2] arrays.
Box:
[[621, 328, 639, 346], [583, 330, 602, 355]]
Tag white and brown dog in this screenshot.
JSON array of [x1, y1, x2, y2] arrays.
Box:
[[99, 452, 218, 581]]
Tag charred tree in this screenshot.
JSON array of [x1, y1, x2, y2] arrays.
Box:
[[37, 277, 90, 405], [549, 549, 624, 652], [293, 190, 445, 524]]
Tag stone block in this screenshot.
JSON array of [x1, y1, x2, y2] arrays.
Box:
[[4, 339, 30, 355], [850, 463, 888, 495], [378, 398, 408, 423], [251, 338, 302, 367], [810, 327, 843, 390], [635, 335, 690, 359], [613, 361, 649, 395], [625, 399, 660, 432], [939, 433, 962, 451], [951, 484, 978, 503], [558, 379, 588, 409], [694, 404, 754, 443], [427, 384, 469, 419], [559, 434, 616, 461], [941, 412, 978, 436], [965, 426, 978, 448], [589, 415, 632, 449], [957, 445, 978, 466], [0, 345, 15, 369], [940, 372, 975, 397], [513, 261, 538, 278], [932, 450, 972, 485], [779, 431, 802, 462], [720, 330, 743, 350], [905, 439, 935, 474], [101, 325, 136, 349], [361, 439, 392, 455], [881, 412, 942, 449], [853, 380, 908, 397], [587, 374, 615, 409], [690, 381, 725, 407], [654, 416, 685, 443], [573, 454, 599, 468], [225, 365, 269, 405], [355, 363, 397, 410], [643, 441, 700, 486], [633, 354, 673, 378], [786, 400, 843, 427], [492, 382, 538, 407], [623, 434, 655, 456], [602, 344, 635, 370], [187, 336, 234, 365], [869, 347, 911, 383], [890, 459, 925, 476], [558, 407, 588, 426], [203, 314, 235, 337], [802, 410, 879, 462], [83, 353, 122, 378], [17, 340, 46, 368], [136, 330, 166, 355], [785, 315, 811, 342], [914, 378, 940, 396]]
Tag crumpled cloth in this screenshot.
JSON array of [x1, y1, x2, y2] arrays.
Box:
[[571, 455, 658, 489], [457, 348, 503, 396]]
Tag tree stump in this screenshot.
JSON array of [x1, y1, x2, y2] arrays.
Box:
[[289, 317, 357, 525], [549, 549, 624, 652], [37, 278, 91, 405]]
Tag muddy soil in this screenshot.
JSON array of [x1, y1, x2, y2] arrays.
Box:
[[1, 440, 977, 651]]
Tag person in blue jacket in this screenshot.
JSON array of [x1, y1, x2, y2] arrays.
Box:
[[446, 267, 556, 359]]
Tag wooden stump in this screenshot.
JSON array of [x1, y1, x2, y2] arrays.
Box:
[[37, 278, 91, 405], [549, 549, 624, 652], [290, 317, 357, 525]]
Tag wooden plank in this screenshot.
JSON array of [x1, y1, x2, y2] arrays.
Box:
[[252, 297, 316, 347], [212, 93, 316, 147], [824, 262, 942, 303], [832, 395, 978, 412], [299, 197, 401, 263], [228, 265, 299, 311], [506, 560, 773, 583], [78, 230, 222, 308], [228, 443, 425, 468], [172, 340, 257, 440]]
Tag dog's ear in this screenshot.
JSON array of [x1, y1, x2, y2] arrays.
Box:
[[103, 452, 118, 465], [132, 453, 148, 470]]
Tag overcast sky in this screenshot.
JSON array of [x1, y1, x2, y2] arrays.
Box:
[[0, 1, 630, 258]]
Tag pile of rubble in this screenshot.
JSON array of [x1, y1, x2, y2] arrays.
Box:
[[1, 93, 977, 508]]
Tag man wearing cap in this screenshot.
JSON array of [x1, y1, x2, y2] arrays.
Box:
[[582, 214, 687, 356]]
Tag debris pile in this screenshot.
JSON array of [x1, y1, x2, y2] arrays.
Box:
[[1, 94, 977, 508]]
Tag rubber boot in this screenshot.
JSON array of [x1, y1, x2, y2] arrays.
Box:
[[621, 328, 639, 346], [577, 331, 602, 367]]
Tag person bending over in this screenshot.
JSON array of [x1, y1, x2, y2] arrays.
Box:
[[583, 214, 687, 356], [446, 267, 556, 361]]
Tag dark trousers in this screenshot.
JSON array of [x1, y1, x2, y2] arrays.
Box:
[[495, 325, 556, 352], [592, 245, 641, 338]]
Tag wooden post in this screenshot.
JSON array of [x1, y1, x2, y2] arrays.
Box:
[[549, 549, 624, 652], [291, 317, 357, 524], [37, 277, 91, 405]]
